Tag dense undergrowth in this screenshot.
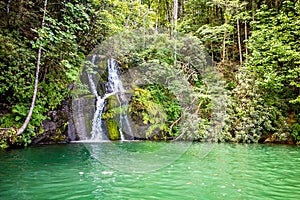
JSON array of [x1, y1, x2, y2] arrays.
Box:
[[1, 0, 300, 149]]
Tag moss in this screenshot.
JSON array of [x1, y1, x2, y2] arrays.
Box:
[[102, 95, 120, 120], [106, 95, 119, 109], [84, 113, 93, 134], [106, 120, 120, 140]]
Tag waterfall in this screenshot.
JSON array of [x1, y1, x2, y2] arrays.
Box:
[[106, 59, 133, 141], [88, 55, 105, 141], [87, 57, 133, 141], [90, 97, 105, 140]]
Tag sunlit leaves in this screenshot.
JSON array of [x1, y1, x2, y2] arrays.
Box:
[[248, 1, 300, 103]]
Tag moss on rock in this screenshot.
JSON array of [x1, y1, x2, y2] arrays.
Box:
[[106, 120, 120, 140], [106, 95, 119, 109]]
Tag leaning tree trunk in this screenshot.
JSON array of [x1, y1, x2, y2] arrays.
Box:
[[16, 0, 48, 136]]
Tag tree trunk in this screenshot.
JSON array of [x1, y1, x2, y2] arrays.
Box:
[[222, 0, 228, 64], [155, 9, 158, 33], [237, 18, 242, 65], [178, 0, 184, 19], [6, 0, 11, 28], [16, 0, 48, 136], [166, 0, 171, 35], [211, 43, 214, 62], [173, 0, 178, 37], [252, 0, 255, 22], [244, 21, 248, 62], [125, 0, 134, 29], [173, 0, 178, 66]]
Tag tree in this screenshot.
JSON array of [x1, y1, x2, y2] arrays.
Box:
[[16, 0, 47, 136]]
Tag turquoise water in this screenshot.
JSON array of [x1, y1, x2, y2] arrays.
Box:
[[1, 142, 300, 199]]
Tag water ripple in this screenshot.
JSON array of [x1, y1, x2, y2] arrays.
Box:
[[1, 143, 300, 199]]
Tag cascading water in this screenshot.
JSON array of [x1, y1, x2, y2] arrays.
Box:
[[87, 55, 105, 141], [90, 97, 105, 140], [106, 59, 133, 141], [87, 57, 133, 141]]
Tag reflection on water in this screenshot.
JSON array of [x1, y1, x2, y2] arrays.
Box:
[[1, 142, 300, 200]]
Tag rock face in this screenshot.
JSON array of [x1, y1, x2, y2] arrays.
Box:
[[33, 95, 96, 144], [33, 94, 100, 144], [70, 95, 96, 140], [32, 100, 71, 144], [33, 59, 167, 143]]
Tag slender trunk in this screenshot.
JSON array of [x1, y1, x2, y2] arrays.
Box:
[[166, 0, 171, 35], [252, 0, 255, 22], [16, 0, 48, 136], [222, 0, 228, 64], [6, 0, 11, 28], [125, 0, 134, 29], [237, 18, 242, 65], [155, 9, 158, 33], [180, 0, 184, 19], [173, 0, 178, 66], [6, 0, 10, 15], [143, 11, 146, 48], [211, 43, 214, 62], [244, 21, 248, 62], [173, 0, 178, 37]]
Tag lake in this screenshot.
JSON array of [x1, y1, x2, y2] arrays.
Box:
[[1, 142, 300, 199]]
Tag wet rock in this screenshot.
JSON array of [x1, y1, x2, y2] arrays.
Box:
[[32, 100, 71, 144], [71, 95, 96, 140]]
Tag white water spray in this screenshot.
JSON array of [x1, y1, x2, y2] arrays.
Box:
[[106, 59, 133, 141], [87, 57, 133, 141]]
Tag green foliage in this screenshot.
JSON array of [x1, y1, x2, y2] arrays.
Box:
[[2, 0, 300, 147], [0, 33, 36, 103], [0, 0, 95, 148], [248, 1, 300, 104], [98, 32, 210, 140], [229, 0, 300, 143], [196, 24, 233, 61], [291, 123, 300, 143], [102, 105, 128, 120], [0, 127, 35, 149], [99, 32, 222, 141], [130, 85, 181, 138], [0, 129, 14, 149], [228, 67, 291, 143]]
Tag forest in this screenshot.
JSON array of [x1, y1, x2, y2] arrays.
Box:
[[0, 0, 300, 149]]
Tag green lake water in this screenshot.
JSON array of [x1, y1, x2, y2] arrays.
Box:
[[1, 142, 300, 200]]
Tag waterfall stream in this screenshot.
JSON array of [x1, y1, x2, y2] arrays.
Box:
[[106, 59, 134, 141], [88, 57, 132, 141]]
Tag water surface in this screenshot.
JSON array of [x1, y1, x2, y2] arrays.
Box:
[[1, 142, 300, 199]]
